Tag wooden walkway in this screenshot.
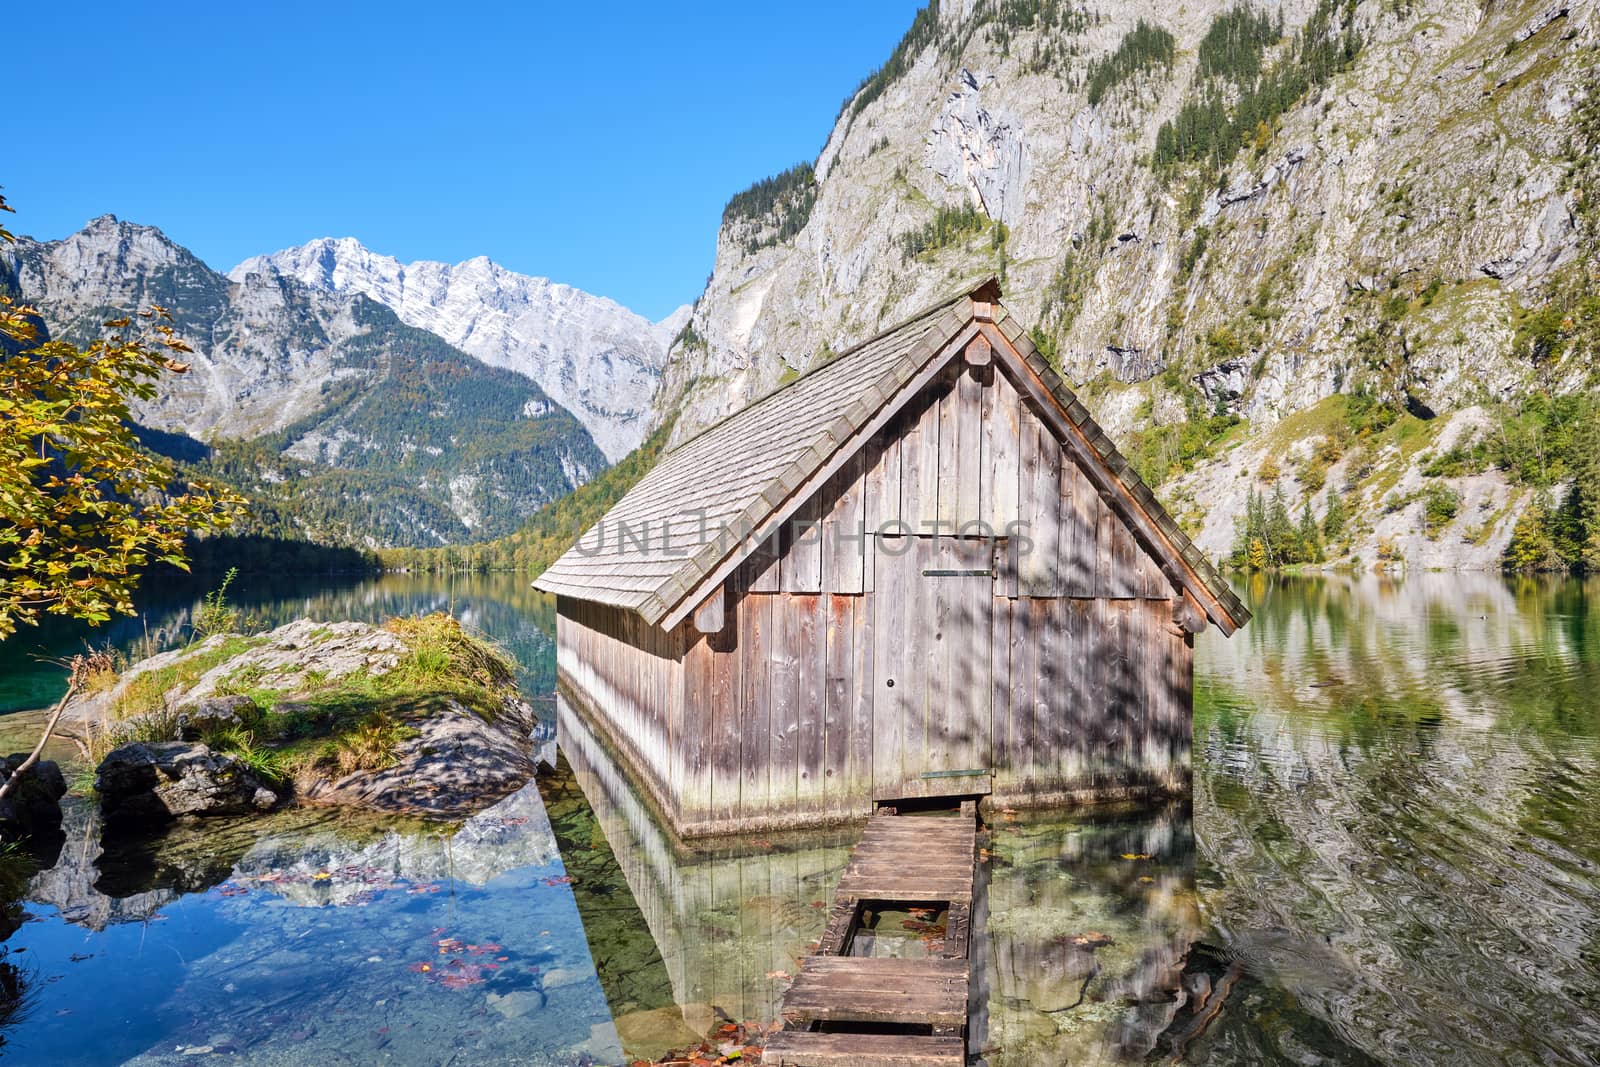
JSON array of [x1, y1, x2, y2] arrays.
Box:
[[763, 810, 978, 1067]]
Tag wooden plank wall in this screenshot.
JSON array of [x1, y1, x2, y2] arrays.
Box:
[[988, 595, 1193, 800], [682, 589, 876, 830], [735, 362, 1174, 602], [556, 598, 688, 816], [576, 352, 1197, 835]]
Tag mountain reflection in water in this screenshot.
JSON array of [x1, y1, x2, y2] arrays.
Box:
[[0, 571, 1594, 1065]]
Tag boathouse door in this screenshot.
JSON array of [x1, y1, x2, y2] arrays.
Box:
[[872, 536, 994, 801]]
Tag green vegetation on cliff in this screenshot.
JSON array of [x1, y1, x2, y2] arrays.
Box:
[[1085, 20, 1176, 106], [724, 163, 818, 253], [1154, 0, 1359, 177]]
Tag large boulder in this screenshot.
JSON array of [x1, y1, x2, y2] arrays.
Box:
[[95, 742, 281, 826], [61, 620, 409, 728], [0, 754, 68, 843]]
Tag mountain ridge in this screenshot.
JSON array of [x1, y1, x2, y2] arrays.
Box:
[[2, 217, 609, 547], [232, 237, 690, 461]]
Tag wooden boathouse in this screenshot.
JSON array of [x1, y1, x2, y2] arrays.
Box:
[[535, 279, 1249, 839]]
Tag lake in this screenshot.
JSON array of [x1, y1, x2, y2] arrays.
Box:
[[0, 571, 1595, 1065]]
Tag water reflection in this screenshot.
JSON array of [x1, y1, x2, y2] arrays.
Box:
[[11, 786, 620, 1065], [0, 572, 1596, 1064], [1194, 573, 1600, 1066], [550, 693, 855, 1061]]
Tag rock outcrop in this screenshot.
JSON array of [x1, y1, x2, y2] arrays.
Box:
[[73, 617, 543, 822], [652, 0, 1600, 570], [96, 742, 282, 825], [63, 620, 409, 728], [0, 754, 68, 844], [299, 693, 539, 817]]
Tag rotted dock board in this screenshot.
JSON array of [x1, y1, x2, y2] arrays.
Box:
[[764, 811, 977, 1067]]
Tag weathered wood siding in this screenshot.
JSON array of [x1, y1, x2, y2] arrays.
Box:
[[558, 353, 1198, 837], [556, 597, 689, 820]]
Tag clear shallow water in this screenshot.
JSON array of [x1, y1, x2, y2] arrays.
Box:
[[0, 570, 1596, 1064]]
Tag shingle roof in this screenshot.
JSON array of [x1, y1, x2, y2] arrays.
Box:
[[535, 280, 1250, 633]]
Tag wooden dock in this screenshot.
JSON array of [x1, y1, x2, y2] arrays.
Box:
[[763, 810, 978, 1067]]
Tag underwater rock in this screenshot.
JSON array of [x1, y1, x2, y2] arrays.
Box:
[[0, 754, 68, 844], [486, 988, 547, 1019], [96, 742, 281, 825]]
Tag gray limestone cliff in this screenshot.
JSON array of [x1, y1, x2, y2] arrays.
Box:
[[653, 0, 1599, 570]]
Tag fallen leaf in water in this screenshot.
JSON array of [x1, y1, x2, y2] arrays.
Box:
[[1067, 931, 1115, 948], [543, 875, 574, 887], [1120, 853, 1151, 861], [1138, 875, 1154, 883]]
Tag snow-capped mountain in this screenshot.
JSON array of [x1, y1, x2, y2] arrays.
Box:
[[231, 238, 690, 461], [1, 216, 607, 546]]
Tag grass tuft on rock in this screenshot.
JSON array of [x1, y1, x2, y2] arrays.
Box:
[[327, 713, 419, 775], [84, 613, 518, 793], [112, 636, 261, 719], [386, 613, 518, 695]]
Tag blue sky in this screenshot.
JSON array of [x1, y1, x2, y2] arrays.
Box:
[[6, 2, 921, 320]]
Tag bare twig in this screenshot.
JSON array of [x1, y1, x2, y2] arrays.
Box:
[[0, 654, 89, 802]]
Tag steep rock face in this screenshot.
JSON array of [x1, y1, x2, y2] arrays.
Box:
[[233, 237, 691, 461], [1, 218, 607, 544], [655, 0, 1599, 568], [5, 216, 341, 438]]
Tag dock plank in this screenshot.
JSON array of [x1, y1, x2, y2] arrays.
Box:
[[762, 1032, 964, 1067], [781, 957, 967, 1026], [766, 810, 978, 1066]]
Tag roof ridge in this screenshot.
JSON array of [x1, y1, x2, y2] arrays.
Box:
[[660, 280, 993, 458], [537, 278, 1249, 635]]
